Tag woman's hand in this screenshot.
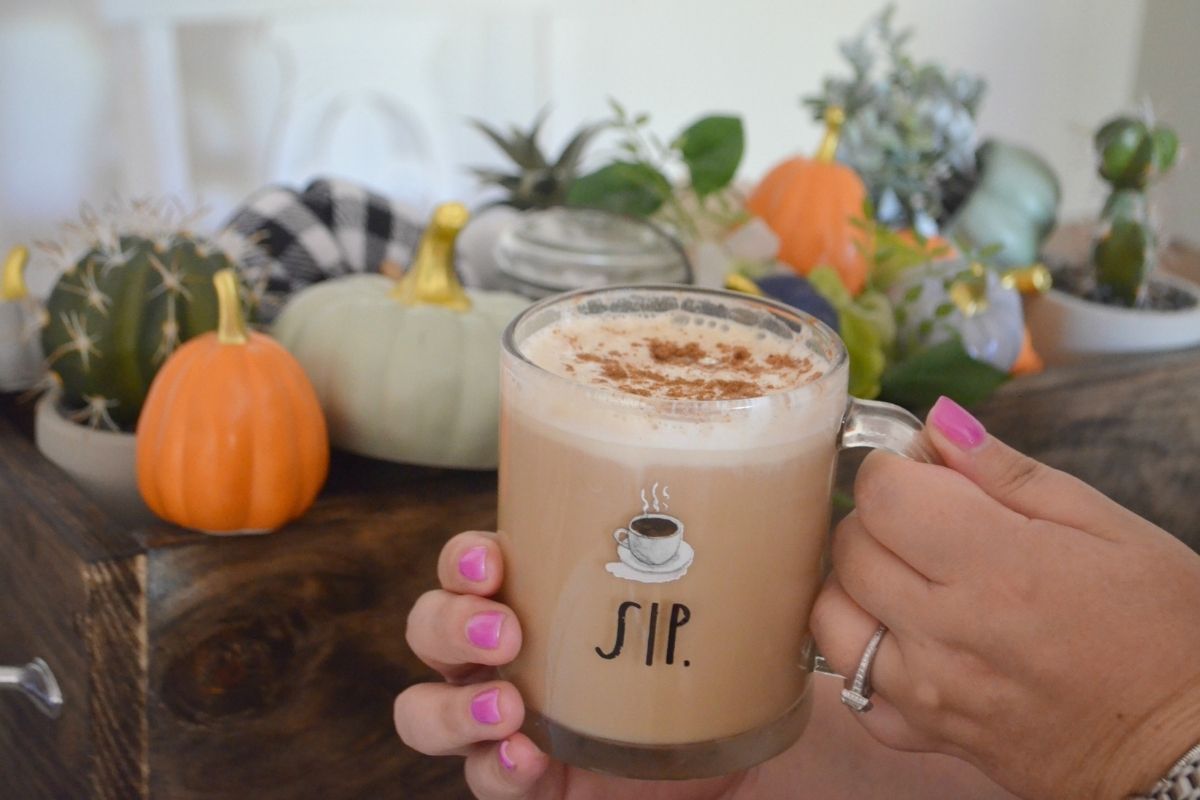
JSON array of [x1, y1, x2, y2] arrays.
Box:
[[393, 531, 548, 797], [812, 397, 1200, 800], [395, 529, 1016, 799], [392, 531, 750, 799]]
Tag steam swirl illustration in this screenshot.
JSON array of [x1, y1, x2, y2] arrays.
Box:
[[640, 482, 670, 513]]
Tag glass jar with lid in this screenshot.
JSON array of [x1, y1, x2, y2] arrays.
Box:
[[494, 207, 692, 298]]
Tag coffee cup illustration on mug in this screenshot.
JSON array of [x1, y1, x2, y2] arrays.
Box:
[[607, 509, 695, 584], [614, 514, 683, 565]]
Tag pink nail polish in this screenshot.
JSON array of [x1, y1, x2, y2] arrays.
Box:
[[930, 395, 986, 450], [466, 611, 504, 649], [471, 688, 502, 725], [459, 545, 488, 582], [498, 739, 516, 771]]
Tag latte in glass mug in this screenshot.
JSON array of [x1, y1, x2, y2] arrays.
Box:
[[498, 286, 931, 779]]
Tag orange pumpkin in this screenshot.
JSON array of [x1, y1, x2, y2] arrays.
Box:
[[1010, 326, 1044, 376], [137, 269, 329, 533], [748, 108, 869, 295]]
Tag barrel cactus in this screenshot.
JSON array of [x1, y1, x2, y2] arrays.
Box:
[[41, 204, 257, 431], [1092, 114, 1179, 306]]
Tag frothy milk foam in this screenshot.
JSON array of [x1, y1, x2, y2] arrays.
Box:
[[499, 300, 846, 751], [513, 309, 844, 456]]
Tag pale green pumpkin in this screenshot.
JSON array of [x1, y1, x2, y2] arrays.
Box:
[[0, 246, 45, 392], [272, 203, 529, 469], [945, 140, 1061, 267]]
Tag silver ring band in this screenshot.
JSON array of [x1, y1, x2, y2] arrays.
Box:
[[840, 624, 888, 713]]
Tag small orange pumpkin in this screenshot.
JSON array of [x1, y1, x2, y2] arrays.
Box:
[[137, 269, 329, 533], [748, 107, 868, 295], [1010, 327, 1043, 376]]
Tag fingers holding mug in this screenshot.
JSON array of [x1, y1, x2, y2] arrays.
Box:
[[406, 590, 523, 681], [811, 576, 940, 753], [438, 531, 504, 597], [393, 679, 525, 756], [463, 734, 552, 800], [812, 575, 907, 700], [830, 511, 942, 636]]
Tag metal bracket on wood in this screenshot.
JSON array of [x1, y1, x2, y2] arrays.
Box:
[[0, 658, 63, 719]]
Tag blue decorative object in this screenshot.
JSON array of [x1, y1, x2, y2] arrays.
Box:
[[756, 274, 840, 331]]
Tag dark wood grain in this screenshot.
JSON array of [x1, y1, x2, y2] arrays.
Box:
[[142, 456, 490, 800], [85, 556, 148, 800], [976, 346, 1200, 549], [0, 411, 478, 800], [0, 414, 103, 800]]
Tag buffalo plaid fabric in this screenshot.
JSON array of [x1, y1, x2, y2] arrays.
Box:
[[220, 177, 422, 320]]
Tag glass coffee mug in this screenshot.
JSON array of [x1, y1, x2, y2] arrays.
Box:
[[497, 285, 934, 780]]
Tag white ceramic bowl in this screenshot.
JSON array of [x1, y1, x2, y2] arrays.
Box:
[[1025, 272, 1200, 365]]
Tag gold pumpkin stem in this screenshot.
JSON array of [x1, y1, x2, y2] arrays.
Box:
[[1, 246, 30, 301], [723, 273, 763, 297], [392, 202, 473, 312], [948, 262, 990, 317], [214, 269, 248, 345], [815, 107, 846, 164], [1001, 263, 1052, 295]]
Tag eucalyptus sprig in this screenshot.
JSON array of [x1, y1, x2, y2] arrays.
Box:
[[805, 5, 985, 233], [567, 99, 747, 242]]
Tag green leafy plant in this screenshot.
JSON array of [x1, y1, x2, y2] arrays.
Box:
[[808, 205, 1011, 407], [470, 109, 605, 210], [1091, 113, 1179, 306], [805, 5, 985, 234], [566, 99, 746, 242], [880, 338, 1008, 409]]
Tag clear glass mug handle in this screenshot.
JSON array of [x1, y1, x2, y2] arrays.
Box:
[[813, 398, 939, 677], [838, 397, 939, 464]]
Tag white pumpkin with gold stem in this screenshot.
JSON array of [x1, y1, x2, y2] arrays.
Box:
[[272, 203, 530, 469], [0, 246, 45, 392]]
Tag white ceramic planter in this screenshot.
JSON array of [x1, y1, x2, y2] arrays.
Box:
[[34, 389, 157, 526], [0, 299, 43, 392], [1025, 272, 1200, 365]]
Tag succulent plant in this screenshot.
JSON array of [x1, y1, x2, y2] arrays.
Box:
[[470, 109, 604, 210], [1091, 114, 1179, 306], [40, 200, 260, 431], [805, 5, 986, 234], [565, 100, 746, 246]]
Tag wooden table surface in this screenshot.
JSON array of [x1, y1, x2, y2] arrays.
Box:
[[0, 396, 484, 800], [1, 236, 1197, 798]]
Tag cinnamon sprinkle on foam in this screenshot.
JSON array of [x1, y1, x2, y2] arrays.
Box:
[[562, 334, 814, 400]]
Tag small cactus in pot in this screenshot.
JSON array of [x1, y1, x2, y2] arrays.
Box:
[[1091, 114, 1179, 306], [40, 201, 260, 431]]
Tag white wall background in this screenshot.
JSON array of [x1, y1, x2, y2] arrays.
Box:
[[1135, 0, 1200, 244], [2, 0, 1189, 292]]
